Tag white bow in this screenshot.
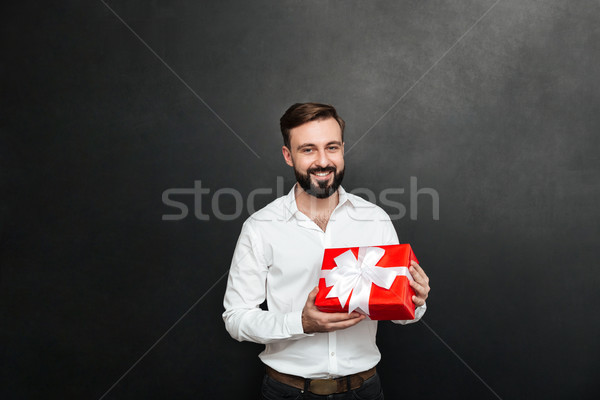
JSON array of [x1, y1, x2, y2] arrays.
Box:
[[323, 247, 412, 316]]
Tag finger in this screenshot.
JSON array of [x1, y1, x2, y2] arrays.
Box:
[[408, 262, 423, 282], [409, 278, 429, 297], [409, 267, 422, 284], [325, 314, 366, 331], [318, 311, 365, 323], [410, 261, 429, 283], [409, 279, 425, 295], [410, 288, 428, 308], [306, 286, 319, 303], [412, 295, 426, 307], [410, 266, 429, 287], [409, 278, 421, 291], [409, 261, 423, 279]]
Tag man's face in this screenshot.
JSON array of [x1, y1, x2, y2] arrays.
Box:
[[282, 118, 345, 199]]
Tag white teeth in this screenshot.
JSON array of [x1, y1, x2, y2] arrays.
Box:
[[315, 172, 329, 176]]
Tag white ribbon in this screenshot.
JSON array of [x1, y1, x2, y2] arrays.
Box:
[[322, 247, 413, 316]]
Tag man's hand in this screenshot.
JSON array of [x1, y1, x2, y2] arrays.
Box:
[[301, 287, 366, 333], [409, 260, 430, 307]]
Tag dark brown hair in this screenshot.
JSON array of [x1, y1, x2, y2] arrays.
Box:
[[280, 103, 345, 149]]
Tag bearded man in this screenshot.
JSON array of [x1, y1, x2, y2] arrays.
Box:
[[223, 103, 430, 400]]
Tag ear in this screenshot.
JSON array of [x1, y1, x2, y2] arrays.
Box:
[[282, 146, 294, 167], [342, 141, 345, 156]]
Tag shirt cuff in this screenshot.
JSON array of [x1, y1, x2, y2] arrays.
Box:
[[414, 302, 427, 319], [391, 302, 427, 325], [285, 310, 310, 336]]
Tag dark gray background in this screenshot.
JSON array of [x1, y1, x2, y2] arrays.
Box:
[[2, 1, 599, 399]]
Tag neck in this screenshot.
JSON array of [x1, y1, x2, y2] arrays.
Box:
[[294, 184, 339, 218]]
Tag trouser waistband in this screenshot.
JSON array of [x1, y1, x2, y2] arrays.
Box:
[[265, 366, 376, 396]]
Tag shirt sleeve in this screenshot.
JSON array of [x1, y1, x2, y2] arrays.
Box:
[[222, 219, 313, 344], [379, 214, 428, 325]]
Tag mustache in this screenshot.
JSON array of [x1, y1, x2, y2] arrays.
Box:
[[307, 166, 336, 174]]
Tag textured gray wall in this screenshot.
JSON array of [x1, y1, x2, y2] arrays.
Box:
[[2, 1, 599, 399]]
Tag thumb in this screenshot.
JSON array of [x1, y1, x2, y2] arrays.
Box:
[[307, 286, 319, 302]]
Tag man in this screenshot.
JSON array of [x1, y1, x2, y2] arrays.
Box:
[[223, 103, 430, 399]]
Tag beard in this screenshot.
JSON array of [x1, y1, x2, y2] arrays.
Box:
[[294, 165, 345, 199]]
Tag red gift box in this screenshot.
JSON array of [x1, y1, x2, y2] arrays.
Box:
[[315, 244, 418, 320]]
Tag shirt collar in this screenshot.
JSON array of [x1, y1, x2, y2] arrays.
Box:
[[283, 184, 358, 221]]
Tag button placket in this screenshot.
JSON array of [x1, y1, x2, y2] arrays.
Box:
[[328, 331, 338, 376]]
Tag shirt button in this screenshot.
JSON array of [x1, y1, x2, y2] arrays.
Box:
[[331, 352, 335, 356]]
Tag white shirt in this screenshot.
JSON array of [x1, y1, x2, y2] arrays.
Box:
[[222, 185, 426, 378]]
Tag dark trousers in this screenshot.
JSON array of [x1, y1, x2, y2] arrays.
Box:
[[259, 372, 384, 400]]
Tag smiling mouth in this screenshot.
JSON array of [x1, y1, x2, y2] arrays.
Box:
[[311, 171, 333, 180]]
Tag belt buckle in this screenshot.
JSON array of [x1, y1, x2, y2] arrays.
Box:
[[309, 378, 338, 395]]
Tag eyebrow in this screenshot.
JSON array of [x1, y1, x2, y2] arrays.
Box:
[[296, 141, 343, 150]]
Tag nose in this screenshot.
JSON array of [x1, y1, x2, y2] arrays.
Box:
[[315, 149, 331, 168]]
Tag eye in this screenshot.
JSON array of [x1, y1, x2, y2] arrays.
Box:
[[302, 148, 313, 153], [328, 146, 339, 151]]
